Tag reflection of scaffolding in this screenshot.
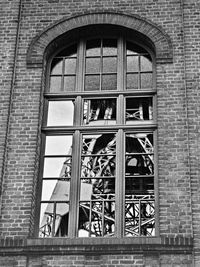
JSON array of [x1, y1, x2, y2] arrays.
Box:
[[40, 132, 155, 237]]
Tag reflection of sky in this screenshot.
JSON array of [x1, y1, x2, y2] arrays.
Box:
[[47, 101, 74, 126], [40, 135, 73, 225]]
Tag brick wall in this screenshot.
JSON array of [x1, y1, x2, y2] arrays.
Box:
[[0, 0, 199, 266]]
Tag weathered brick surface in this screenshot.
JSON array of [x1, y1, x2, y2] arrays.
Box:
[[0, 0, 199, 266]]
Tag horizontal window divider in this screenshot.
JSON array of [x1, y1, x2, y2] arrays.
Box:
[[44, 90, 156, 98], [80, 176, 115, 179], [41, 124, 157, 134], [42, 177, 71, 180], [125, 175, 154, 178], [44, 155, 72, 158], [125, 152, 154, 156], [41, 201, 70, 204], [81, 153, 116, 157]]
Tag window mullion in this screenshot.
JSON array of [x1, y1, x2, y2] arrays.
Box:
[[68, 130, 81, 237], [76, 39, 85, 92], [117, 36, 125, 91], [115, 129, 125, 237]]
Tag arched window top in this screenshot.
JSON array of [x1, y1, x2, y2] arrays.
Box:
[[48, 36, 154, 93]]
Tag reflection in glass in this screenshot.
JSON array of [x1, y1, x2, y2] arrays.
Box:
[[141, 56, 152, 72], [141, 73, 152, 88], [102, 74, 117, 91], [47, 101, 74, 126], [86, 58, 100, 73], [126, 97, 153, 123], [103, 57, 117, 73], [43, 157, 72, 178], [86, 39, 101, 56], [103, 39, 117, 55], [51, 58, 63, 75], [64, 76, 76, 91], [124, 133, 155, 237], [45, 135, 73, 155], [85, 75, 100, 91], [49, 76, 62, 92], [127, 56, 139, 72], [126, 73, 138, 89], [64, 58, 77, 74], [83, 99, 116, 125]]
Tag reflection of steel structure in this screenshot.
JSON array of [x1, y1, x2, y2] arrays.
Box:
[[40, 133, 155, 238]]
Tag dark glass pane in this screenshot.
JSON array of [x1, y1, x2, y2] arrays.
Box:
[[126, 41, 148, 55], [51, 58, 63, 75], [85, 75, 100, 91], [64, 58, 77, 74], [57, 44, 77, 57], [49, 76, 62, 92], [126, 74, 138, 89], [85, 58, 100, 73], [126, 97, 153, 123], [103, 57, 117, 73], [141, 56, 152, 71], [64, 76, 75, 91], [103, 39, 117, 55], [127, 56, 139, 72], [45, 136, 73, 155], [83, 99, 116, 126], [141, 73, 152, 88], [86, 39, 101, 56], [102, 74, 117, 90], [47, 101, 74, 126]]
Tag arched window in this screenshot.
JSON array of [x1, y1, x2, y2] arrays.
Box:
[[38, 31, 157, 238]]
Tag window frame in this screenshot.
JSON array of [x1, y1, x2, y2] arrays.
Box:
[[36, 34, 159, 238]]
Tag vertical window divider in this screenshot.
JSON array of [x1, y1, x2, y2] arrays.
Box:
[[68, 130, 81, 237], [115, 129, 125, 237], [76, 39, 85, 92], [117, 37, 124, 91]]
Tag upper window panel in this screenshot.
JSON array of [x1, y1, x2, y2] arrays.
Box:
[[48, 38, 153, 93]]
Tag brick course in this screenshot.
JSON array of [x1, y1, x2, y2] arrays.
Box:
[[0, 0, 199, 266]]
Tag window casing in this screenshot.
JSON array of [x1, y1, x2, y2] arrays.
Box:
[[39, 35, 157, 238]]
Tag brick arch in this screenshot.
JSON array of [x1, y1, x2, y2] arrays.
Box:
[[27, 12, 173, 67]]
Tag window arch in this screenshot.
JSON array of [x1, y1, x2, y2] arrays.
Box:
[[38, 30, 157, 238]]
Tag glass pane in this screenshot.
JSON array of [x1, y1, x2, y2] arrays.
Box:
[[63, 76, 75, 91], [47, 101, 74, 126], [78, 197, 115, 237], [81, 134, 116, 177], [45, 135, 73, 155], [102, 74, 117, 90], [49, 76, 62, 92], [141, 56, 152, 71], [124, 197, 155, 237], [126, 74, 138, 89], [64, 58, 77, 74], [141, 73, 152, 88], [83, 99, 116, 126], [51, 58, 63, 75], [103, 57, 117, 73], [125, 177, 154, 195], [43, 157, 72, 178], [127, 56, 139, 72], [86, 39, 101, 56], [126, 97, 153, 123], [103, 39, 117, 55], [57, 44, 77, 57], [85, 75, 100, 91], [85, 58, 100, 73]]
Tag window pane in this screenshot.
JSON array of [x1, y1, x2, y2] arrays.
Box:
[[63, 76, 76, 91], [103, 57, 117, 73], [83, 99, 116, 125], [64, 58, 77, 74], [126, 73, 138, 89], [43, 157, 72, 178], [141, 56, 152, 71], [49, 76, 62, 92], [85, 58, 100, 73], [47, 101, 74, 126], [85, 75, 100, 91], [51, 58, 63, 75], [141, 73, 152, 88], [45, 135, 73, 155], [102, 74, 117, 90], [126, 97, 153, 123], [103, 39, 117, 55], [86, 39, 101, 56], [127, 56, 139, 72]]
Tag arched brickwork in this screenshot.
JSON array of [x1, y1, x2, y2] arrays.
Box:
[[27, 12, 173, 67]]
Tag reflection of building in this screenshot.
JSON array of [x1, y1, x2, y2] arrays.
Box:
[[0, 1, 199, 266]]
